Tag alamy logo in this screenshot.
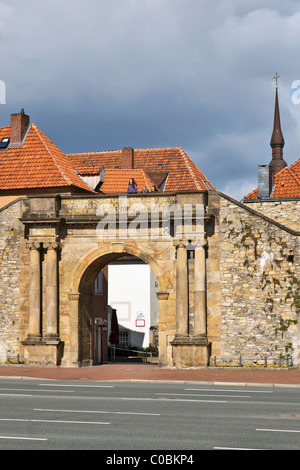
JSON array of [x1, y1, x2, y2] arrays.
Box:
[[291, 80, 300, 104], [95, 196, 204, 240], [0, 81, 5, 104]]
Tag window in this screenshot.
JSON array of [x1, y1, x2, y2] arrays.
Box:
[[0, 137, 9, 149], [118, 331, 129, 347], [95, 271, 103, 295]]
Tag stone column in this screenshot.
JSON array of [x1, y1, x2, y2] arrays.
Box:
[[44, 242, 60, 339], [193, 239, 207, 337], [69, 293, 81, 366], [26, 241, 42, 339], [173, 240, 188, 338], [156, 291, 169, 367]]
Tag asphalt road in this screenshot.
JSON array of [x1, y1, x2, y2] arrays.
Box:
[[0, 378, 299, 452]]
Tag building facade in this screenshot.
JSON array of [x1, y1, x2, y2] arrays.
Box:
[[0, 95, 299, 369]]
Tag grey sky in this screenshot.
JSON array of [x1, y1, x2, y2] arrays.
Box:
[[0, 0, 300, 199]]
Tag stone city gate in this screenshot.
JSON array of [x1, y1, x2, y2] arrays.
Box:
[[20, 191, 216, 368]]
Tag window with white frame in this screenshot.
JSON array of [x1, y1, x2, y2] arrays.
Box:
[[118, 331, 129, 347]]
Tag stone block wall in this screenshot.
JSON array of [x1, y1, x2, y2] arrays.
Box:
[[244, 200, 300, 231], [0, 200, 23, 362], [217, 195, 300, 366]]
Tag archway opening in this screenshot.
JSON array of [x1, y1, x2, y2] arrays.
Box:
[[78, 252, 159, 366]]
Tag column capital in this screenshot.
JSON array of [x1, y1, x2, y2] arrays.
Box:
[[43, 241, 61, 251], [194, 237, 208, 249], [173, 239, 188, 249], [26, 241, 42, 251], [156, 291, 169, 301]]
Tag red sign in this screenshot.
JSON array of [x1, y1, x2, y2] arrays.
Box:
[[136, 318, 145, 327]]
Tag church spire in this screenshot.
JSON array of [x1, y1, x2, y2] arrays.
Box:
[[270, 73, 287, 178]]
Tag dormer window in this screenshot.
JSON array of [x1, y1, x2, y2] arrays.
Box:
[[0, 137, 9, 149]]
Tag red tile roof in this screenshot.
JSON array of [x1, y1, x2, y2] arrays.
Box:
[[244, 158, 300, 199], [68, 147, 216, 192], [100, 169, 156, 194], [0, 124, 96, 193], [0, 118, 216, 195]]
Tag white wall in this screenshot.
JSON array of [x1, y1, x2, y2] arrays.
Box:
[[107, 260, 158, 348]]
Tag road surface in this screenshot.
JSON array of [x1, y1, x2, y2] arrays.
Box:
[[0, 378, 299, 451]]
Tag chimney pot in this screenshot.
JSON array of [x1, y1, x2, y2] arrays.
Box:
[[10, 110, 30, 145], [258, 164, 271, 199]]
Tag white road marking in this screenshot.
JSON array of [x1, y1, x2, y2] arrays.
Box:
[[214, 447, 265, 450], [0, 393, 33, 397], [0, 418, 110, 425], [257, 428, 300, 433], [121, 397, 227, 403], [0, 436, 48, 441], [0, 388, 73, 393], [157, 392, 251, 398], [34, 408, 160, 416], [185, 388, 273, 393], [38, 383, 114, 388]]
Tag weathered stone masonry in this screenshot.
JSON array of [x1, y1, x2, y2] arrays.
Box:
[[218, 195, 300, 365], [0, 191, 299, 368], [0, 199, 23, 361]]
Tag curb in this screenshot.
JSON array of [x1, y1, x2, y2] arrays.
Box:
[[1, 376, 300, 388]]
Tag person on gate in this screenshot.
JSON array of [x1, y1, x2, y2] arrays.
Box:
[[127, 178, 138, 193]]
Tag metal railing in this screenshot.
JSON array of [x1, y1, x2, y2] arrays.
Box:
[[110, 346, 157, 363], [210, 355, 294, 368], [0, 354, 24, 365]]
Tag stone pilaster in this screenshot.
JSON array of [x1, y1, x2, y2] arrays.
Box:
[[23, 240, 63, 366], [44, 241, 60, 340], [193, 238, 207, 338], [25, 241, 42, 340], [173, 240, 188, 338], [156, 291, 170, 367], [68, 293, 81, 366], [171, 238, 210, 368]]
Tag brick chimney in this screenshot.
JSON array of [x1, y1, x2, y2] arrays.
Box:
[[10, 109, 30, 145], [122, 147, 134, 169]]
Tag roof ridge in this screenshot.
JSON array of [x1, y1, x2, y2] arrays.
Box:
[[288, 158, 300, 183], [68, 150, 122, 156], [288, 166, 300, 185], [32, 124, 78, 186], [273, 158, 300, 187], [134, 146, 182, 151], [67, 146, 182, 156], [179, 148, 203, 191]]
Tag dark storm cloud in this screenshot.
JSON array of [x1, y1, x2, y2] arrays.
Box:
[[0, 0, 300, 200]]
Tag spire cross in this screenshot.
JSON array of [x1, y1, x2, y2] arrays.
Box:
[[273, 72, 280, 89]]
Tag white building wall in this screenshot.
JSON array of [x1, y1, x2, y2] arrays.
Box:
[[107, 261, 157, 348]]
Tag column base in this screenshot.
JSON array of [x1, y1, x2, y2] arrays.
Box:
[[171, 335, 210, 368], [22, 337, 64, 366]]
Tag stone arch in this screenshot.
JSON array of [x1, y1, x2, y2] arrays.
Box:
[[68, 242, 169, 367], [70, 242, 167, 295]]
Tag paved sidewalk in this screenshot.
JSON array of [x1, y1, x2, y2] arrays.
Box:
[[0, 363, 300, 386]]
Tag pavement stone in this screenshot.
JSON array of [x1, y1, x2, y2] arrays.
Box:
[[0, 363, 300, 387]]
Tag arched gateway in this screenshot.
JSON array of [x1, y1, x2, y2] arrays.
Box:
[[70, 245, 167, 366], [20, 191, 213, 368]]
